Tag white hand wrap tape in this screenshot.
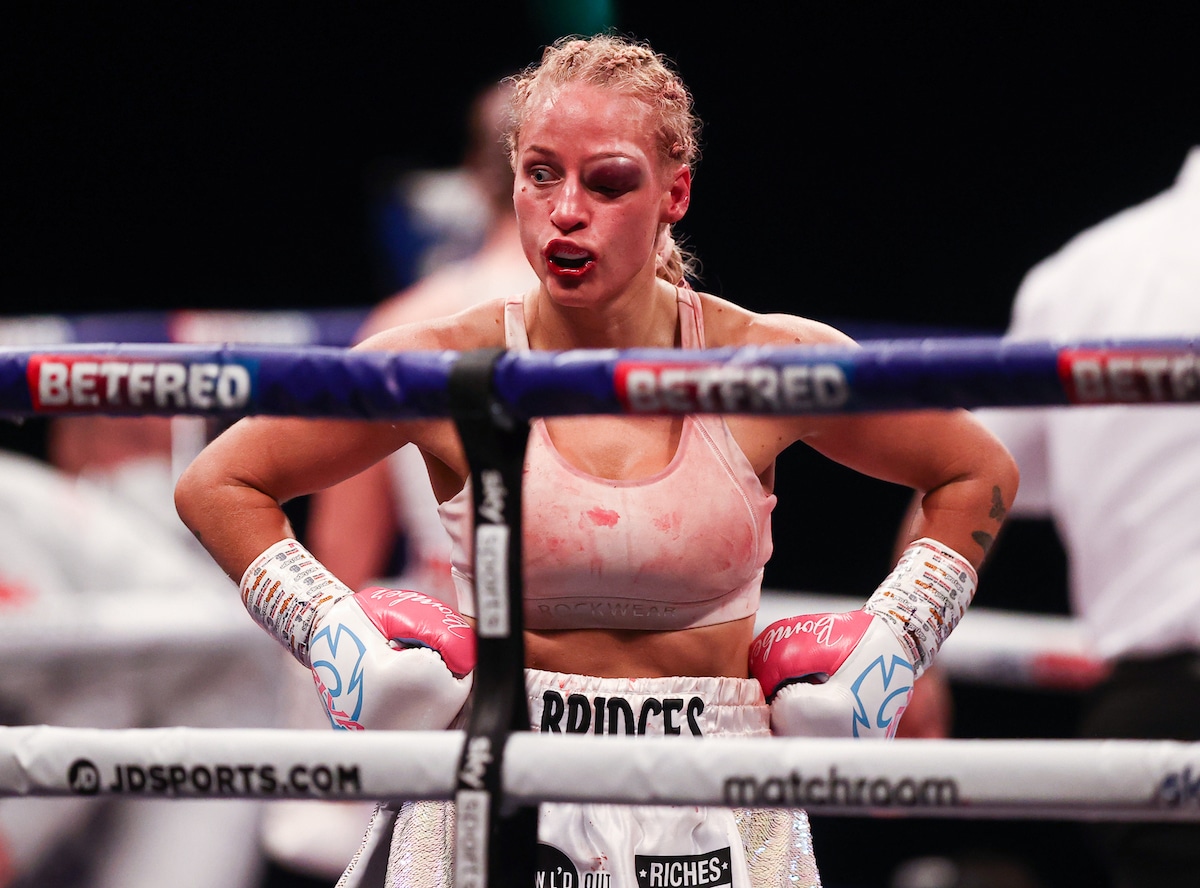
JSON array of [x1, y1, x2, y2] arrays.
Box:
[[239, 539, 353, 667], [864, 537, 978, 675]]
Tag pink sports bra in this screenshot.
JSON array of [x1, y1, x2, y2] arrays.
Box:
[[437, 287, 776, 631]]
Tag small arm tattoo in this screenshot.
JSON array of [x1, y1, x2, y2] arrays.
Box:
[[973, 531, 995, 555], [989, 485, 1007, 522]]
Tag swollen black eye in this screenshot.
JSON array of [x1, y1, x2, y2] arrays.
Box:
[[584, 158, 643, 195]]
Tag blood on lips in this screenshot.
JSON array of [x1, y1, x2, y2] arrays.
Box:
[[553, 252, 590, 269], [547, 244, 594, 273]]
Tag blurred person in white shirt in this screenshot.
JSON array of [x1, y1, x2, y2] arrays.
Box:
[[972, 146, 1200, 888]]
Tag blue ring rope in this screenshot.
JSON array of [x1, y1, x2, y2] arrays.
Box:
[[1, 337, 1196, 420]]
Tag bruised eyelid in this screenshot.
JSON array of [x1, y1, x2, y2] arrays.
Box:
[[584, 157, 644, 193]]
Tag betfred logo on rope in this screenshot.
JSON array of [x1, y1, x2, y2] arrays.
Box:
[[28, 355, 252, 412], [614, 360, 850, 414], [1059, 349, 1199, 403]]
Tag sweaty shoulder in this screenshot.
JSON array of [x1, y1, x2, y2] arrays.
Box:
[[355, 297, 510, 353], [696, 291, 858, 348]]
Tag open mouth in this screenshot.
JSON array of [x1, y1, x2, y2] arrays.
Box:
[[545, 243, 595, 275]]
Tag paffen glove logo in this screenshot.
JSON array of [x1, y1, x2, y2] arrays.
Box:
[[850, 654, 914, 739], [310, 621, 368, 731]]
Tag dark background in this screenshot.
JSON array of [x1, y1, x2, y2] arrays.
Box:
[[8, 2, 1196, 329], [6, 0, 1196, 586], [6, 3, 1198, 886]]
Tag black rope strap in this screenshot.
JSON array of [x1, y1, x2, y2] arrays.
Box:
[[448, 348, 537, 887]]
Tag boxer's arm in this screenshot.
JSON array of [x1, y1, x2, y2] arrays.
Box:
[[750, 538, 976, 739]]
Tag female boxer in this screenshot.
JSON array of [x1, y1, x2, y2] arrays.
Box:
[[176, 33, 1017, 887]]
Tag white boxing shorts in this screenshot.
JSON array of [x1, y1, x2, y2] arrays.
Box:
[[337, 670, 821, 888]]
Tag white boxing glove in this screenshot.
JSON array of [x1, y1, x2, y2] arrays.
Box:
[[750, 611, 915, 739], [749, 538, 977, 739], [310, 587, 474, 731], [241, 540, 474, 731]]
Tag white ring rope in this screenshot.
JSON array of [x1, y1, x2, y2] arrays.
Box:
[[0, 593, 259, 659], [1, 590, 1102, 690], [1, 725, 1197, 822]]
